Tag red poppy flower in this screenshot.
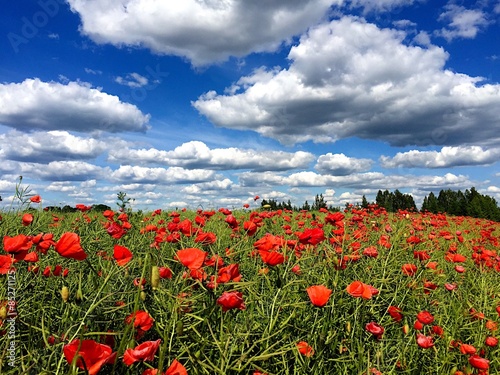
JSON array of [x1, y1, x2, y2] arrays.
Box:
[[401, 263, 417, 276], [485, 336, 498, 347], [29, 195, 41, 203], [306, 285, 332, 307], [217, 263, 242, 283], [346, 281, 376, 300], [194, 231, 217, 245], [165, 359, 188, 375], [416, 333, 434, 349], [125, 310, 154, 332], [158, 266, 173, 279], [63, 339, 115, 375], [175, 248, 207, 270], [22, 213, 34, 226], [106, 221, 126, 239], [0, 255, 13, 274], [123, 339, 161, 366], [243, 221, 258, 236], [296, 341, 314, 357], [416, 311, 434, 325], [217, 291, 246, 312], [258, 250, 285, 266], [55, 232, 87, 260], [365, 321, 384, 340], [388, 306, 403, 322], [468, 355, 489, 370], [460, 343, 476, 355], [363, 246, 378, 258], [297, 228, 325, 246], [3, 234, 33, 261], [113, 245, 133, 266]]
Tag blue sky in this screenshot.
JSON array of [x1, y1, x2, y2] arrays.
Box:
[[1, 0, 500, 211]]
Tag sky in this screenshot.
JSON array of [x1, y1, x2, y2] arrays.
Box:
[[1, 0, 500, 211]]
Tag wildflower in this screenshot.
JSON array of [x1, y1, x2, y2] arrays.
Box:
[[175, 248, 207, 270], [416, 311, 434, 325], [30, 195, 41, 203], [54, 232, 87, 261], [258, 250, 285, 266], [296, 341, 314, 357], [113, 245, 133, 266], [217, 291, 246, 312], [306, 285, 332, 307], [165, 359, 188, 375], [468, 355, 489, 370], [387, 306, 403, 322], [401, 263, 417, 276], [346, 281, 378, 300], [0, 255, 13, 274], [485, 336, 498, 347], [22, 213, 33, 226], [416, 333, 434, 349], [3, 234, 33, 260], [365, 321, 384, 340], [123, 339, 161, 366], [63, 339, 115, 375]]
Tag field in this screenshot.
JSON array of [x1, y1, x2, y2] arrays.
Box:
[[1, 199, 500, 374]]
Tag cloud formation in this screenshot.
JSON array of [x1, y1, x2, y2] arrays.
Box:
[[194, 17, 500, 147], [380, 146, 500, 168], [67, 0, 338, 66], [0, 79, 150, 133], [108, 140, 315, 171]]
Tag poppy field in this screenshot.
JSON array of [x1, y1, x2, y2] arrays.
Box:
[[1, 196, 500, 375]]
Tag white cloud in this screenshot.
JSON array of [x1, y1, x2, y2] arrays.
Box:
[[0, 130, 109, 162], [115, 73, 149, 88], [348, 0, 424, 13], [0, 78, 150, 133], [194, 17, 500, 147], [67, 0, 339, 66], [380, 146, 500, 168], [315, 153, 373, 174], [436, 4, 490, 41], [108, 140, 315, 171], [20, 161, 108, 181], [110, 165, 217, 184]]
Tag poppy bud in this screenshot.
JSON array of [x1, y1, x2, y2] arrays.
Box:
[[75, 287, 83, 303], [151, 266, 160, 290], [346, 321, 351, 333], [61, 286, 69, 302], [0, 305, 7, 320], [140, 291, 147, 301], [176, 320, 183, 336]]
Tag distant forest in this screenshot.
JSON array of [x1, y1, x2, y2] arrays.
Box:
[[260, 187, 500, 222]]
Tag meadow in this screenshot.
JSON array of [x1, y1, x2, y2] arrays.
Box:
[[1, 195, 499, 374]]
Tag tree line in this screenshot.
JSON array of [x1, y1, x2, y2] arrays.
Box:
[[261, 187, 500, 222]]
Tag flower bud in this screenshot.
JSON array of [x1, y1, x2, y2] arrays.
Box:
[[0, 305, 7, 320], [151, 266, 160, 290], [61, 286, 69, 302]]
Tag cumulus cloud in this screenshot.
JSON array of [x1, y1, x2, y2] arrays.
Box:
[[436, 4, 490, 41], [67, 0, 338, 66], [108, 140, 315, 171], [0, 130, 109, 163], [194, 17, 500, 147], [20, 161, 108, 181], [0, 79, 150, 133], [239, 169, 472, 191], [110, 165, 217, 184], [348, 0, 425, 13], [380, 146, 500, 168], [315, 153, 373, 174]]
